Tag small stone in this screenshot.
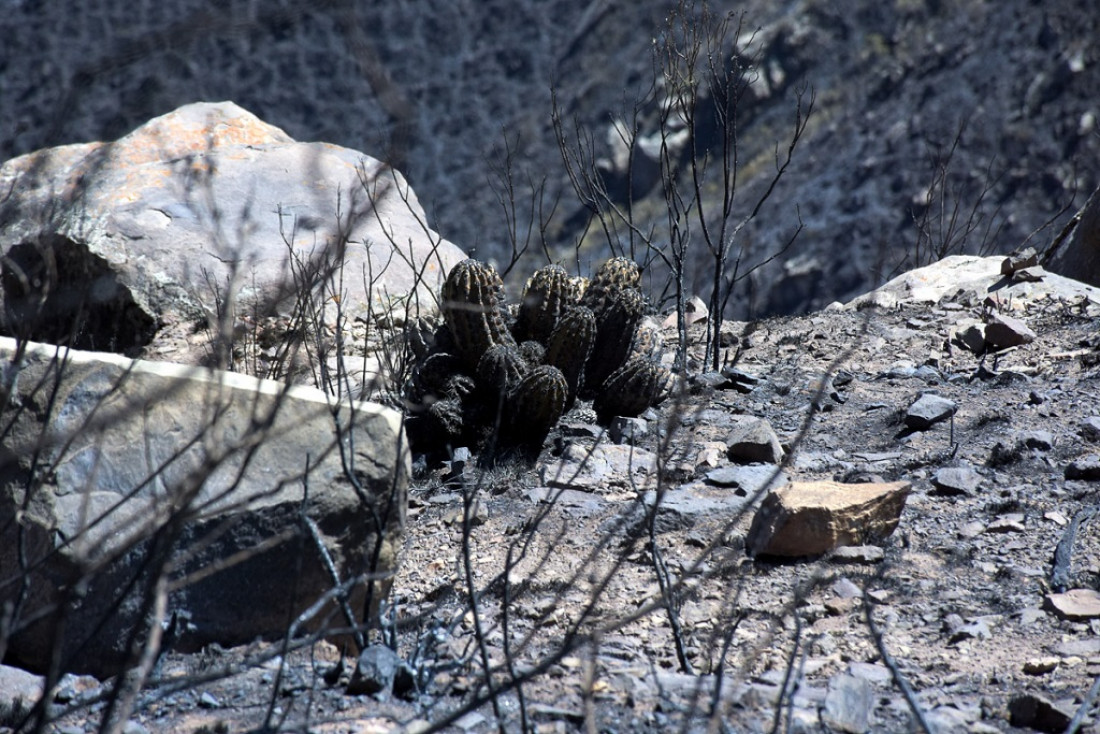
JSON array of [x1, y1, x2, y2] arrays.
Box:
[[930, 465, 982, 496], [984, 313, 1037, 350], [1008, 692, 1073, 733], [1080, 417, 1100, 441], [1044, 589, 1100, 620], [825, 597, 858, 616], [1023, 657, 1060, 675], [348, 644, 403, 696], [1054, 638, 1100, 657], [725, 417, 784, 464], [822, 674, 874, 733], [198, 691, 220, 708], [905, 394, 957, 430], [1065, 456, 1100, 480]]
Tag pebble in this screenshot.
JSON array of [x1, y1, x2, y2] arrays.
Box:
[[986, 513, 1026, 533], [832, 577, 864, 599]]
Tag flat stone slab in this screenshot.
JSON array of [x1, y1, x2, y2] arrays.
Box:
[[1044, 589, 1100, 620], [539, 443, 660, 492], [747, 480, 911, 557], [0, 336, 408, 677]]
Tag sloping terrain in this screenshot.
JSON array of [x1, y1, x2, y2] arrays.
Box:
[[20, 258, 1100, 733]]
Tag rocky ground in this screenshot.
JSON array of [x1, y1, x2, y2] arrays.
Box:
[[5, 256, 1100, 733]]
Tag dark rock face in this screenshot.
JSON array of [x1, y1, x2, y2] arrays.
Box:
[[2, 1, 1096, 320]]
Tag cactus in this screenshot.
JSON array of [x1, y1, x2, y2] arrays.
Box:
[[513, 264, 577, 345], [405, 255, 669, 461], [507, 365, 568, 453], [581, 256, 641, 316], [544, 305, 596, 405], [583, 286, 645, 396], [441, 259, 516, 370], [593, 356, 671, 424], [476, 343, 530, 402]]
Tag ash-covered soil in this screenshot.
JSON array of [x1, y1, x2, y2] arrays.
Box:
[[25, 270, 1100, 734]]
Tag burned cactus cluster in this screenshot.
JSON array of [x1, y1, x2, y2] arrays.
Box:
[[404, 257, 670, 461]]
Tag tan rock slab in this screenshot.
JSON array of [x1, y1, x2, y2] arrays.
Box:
[[747, 480, 911, 557], [1044, 589, 1100, 620]]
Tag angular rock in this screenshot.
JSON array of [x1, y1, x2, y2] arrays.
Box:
[[725, 417, 784, 464], [1044, 589, 1100, 620], [609, 416, 649, 444], [904, 394, 957, 430], [1008, 692, 1073, 733], [1001, 246, 1039, 276], [0, 664, 43, 724], [747, 480, 911, 557], [952, 321, 986, 353], [984, 313, 1037, 350], [0, 336, 408, 677], [930, 465, 983, 496], [1065, 456, 1100, 480], [0, 102, 464, 353], [348, 644, 403, 696]]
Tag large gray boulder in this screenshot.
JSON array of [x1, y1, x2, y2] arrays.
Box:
[[0, 101, 465, 353], [0, 336, 408, 678]]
